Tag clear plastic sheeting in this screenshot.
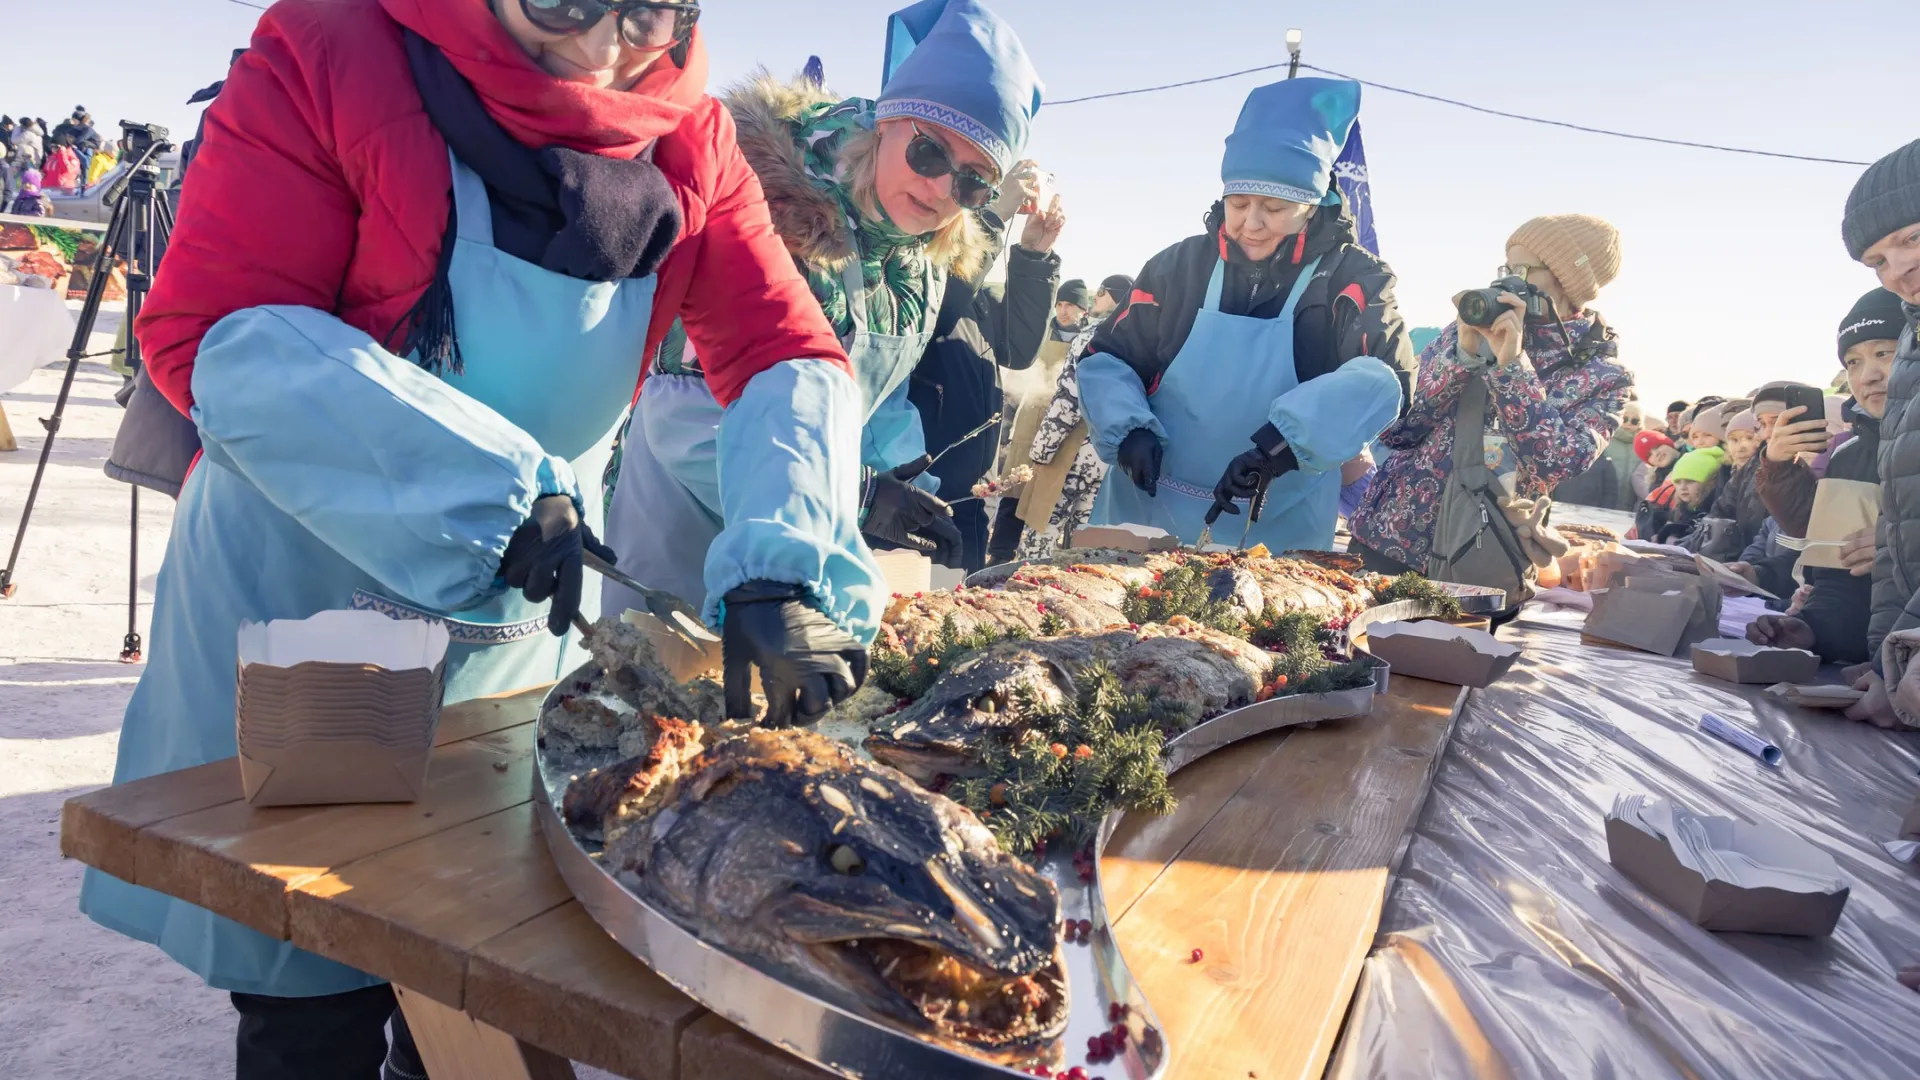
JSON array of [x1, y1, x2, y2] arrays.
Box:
[[1327, 617, 1920, 1080]]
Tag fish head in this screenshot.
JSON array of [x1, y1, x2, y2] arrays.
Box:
[[865, 651, 1075, 782], [756, 749, 1068, 1044]]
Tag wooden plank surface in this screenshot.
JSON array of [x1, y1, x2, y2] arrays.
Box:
[[58, 685, 546, 886], [59, 759, 242, 883], [1102, 729, 1295, 921], [289, 802, 574, 1008], [396, 984, 578, 1080], [135, 725, 532, 938], [467, 902, 708, 1080], [1110, 677, 1465, 1080]]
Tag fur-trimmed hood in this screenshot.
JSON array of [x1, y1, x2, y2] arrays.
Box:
[[723, 71, 997, 280]]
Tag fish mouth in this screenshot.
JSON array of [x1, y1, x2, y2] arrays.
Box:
[[773, 863, 1068, 1046], [834, 937, 1067, 1046], [796, 929, 1068, 1047], [863, 727, 989, 782]]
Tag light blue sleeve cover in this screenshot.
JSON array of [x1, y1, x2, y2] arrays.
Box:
[[1078, 352, 1167, 463], [1268, 356, 1405, 474], [188, 305, 575, 614], [706, 359, 886, 645], [861, 378, 930, 475]]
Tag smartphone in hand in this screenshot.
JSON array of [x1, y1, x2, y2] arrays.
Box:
[[1777, 384, 1827, 423]]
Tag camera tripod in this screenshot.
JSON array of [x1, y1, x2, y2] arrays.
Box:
[[0, 125, 175, 663]]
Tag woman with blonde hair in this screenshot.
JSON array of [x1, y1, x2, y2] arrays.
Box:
[[605, 0, 1043, 612]]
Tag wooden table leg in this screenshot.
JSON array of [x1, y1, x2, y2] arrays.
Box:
[[395, 985, 578, 1080]]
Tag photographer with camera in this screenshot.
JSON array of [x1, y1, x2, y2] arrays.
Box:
[[1351, 214, 1630, 605]]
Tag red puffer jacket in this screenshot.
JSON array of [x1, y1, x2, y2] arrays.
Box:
[[137, 0, 845, 418]]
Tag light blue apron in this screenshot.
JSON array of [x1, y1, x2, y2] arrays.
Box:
[[1091, 255, 1346, 551], [602, 257, 936, 618], [79, 152, 656, 998]]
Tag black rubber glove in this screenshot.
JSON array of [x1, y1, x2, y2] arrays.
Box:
[[1206, 423, 1300, 525], [1117, 428, 1163, 496], [722, 581, 870, 728], [499, 495, 617, 636], [863, 456, 965, 568]]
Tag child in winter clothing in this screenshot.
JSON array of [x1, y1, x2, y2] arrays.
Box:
[[7, 167, 48, 216], [1723, 410, 1760, 467], [1631, 430, 1677, 499], [1636, 446, 1724, 543], [1685, 402, 1727, 451], [1653, 447, 1728, 545]]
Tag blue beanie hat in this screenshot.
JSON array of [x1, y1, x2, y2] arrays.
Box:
[[1221, 78, 1361, 205], [876, 0, 1043, 178]]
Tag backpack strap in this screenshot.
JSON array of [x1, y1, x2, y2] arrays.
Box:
[[1451, 369, 1497, 494]]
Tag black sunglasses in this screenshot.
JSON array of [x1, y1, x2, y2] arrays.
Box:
[[904, 123, 998, 210], [518, 0, 700, 51]]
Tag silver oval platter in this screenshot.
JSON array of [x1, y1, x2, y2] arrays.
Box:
[[535, 655, 1391, 1079]]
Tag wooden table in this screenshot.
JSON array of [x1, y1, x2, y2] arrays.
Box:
[[62, 676, 1465, 1080]]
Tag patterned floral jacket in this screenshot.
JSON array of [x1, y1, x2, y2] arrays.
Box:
[[1014, 324, 1108, 559], [1350, 314, 1631, 569]]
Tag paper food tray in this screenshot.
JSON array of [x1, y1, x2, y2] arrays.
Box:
[[1364, 619, 1521, 687], [1607, 794, 1848, 936], [235, 610, 449, 806], [1690, 639, 1820, 685]]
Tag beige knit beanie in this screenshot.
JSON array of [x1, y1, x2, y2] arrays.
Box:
[[1506, 213, 1622, 312]]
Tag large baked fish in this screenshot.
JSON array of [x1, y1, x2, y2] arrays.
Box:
[[596, 729, 1068, 1049], [883, 550, 1371, 654], [864, 623, 1276, 782]]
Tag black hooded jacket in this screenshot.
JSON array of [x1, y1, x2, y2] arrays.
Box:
[[907, 238, 1059, 569], [1084, 201, 1417, 412]]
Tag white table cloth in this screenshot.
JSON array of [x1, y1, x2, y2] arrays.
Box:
[[0, 284, 75, 393]]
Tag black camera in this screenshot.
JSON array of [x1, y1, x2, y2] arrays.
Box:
[[1456, 275, 1552, 328], [119, 119, 172, 159]]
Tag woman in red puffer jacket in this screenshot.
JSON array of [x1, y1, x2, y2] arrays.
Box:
[[85, 1, 879, 1076]]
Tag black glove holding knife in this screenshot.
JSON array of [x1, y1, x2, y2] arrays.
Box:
[[1205, 422, 1298, 526], [862, 455, 965, 568]]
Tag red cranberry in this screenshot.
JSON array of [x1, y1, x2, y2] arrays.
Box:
[[1190, 947, 1204, 963]]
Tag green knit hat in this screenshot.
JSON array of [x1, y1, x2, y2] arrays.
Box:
[[1670, 447, 1726, 484]]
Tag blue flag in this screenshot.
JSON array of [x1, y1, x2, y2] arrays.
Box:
[[1334, 120, 1378, 255]]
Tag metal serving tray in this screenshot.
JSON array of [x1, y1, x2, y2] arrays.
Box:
[[535, 654, 1384, 1079], [1432, 581, 1508, 614]]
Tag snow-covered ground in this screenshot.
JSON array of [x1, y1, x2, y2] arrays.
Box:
[[0, 324, 618, 1078], [0, 316, 233, 1078]]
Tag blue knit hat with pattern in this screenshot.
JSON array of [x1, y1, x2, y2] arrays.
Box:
[[1222, 78, 1361, 205], [876, 0, 1043, 178]]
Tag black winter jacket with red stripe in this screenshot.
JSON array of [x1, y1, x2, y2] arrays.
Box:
[[1084, 201, 1416, 410]]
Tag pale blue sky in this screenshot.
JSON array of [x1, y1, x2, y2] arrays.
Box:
[[11, 0, 1915, 410]]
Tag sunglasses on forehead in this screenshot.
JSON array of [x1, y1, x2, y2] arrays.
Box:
[[905, 123, 998, 211], [518, 0, 700, 51]]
